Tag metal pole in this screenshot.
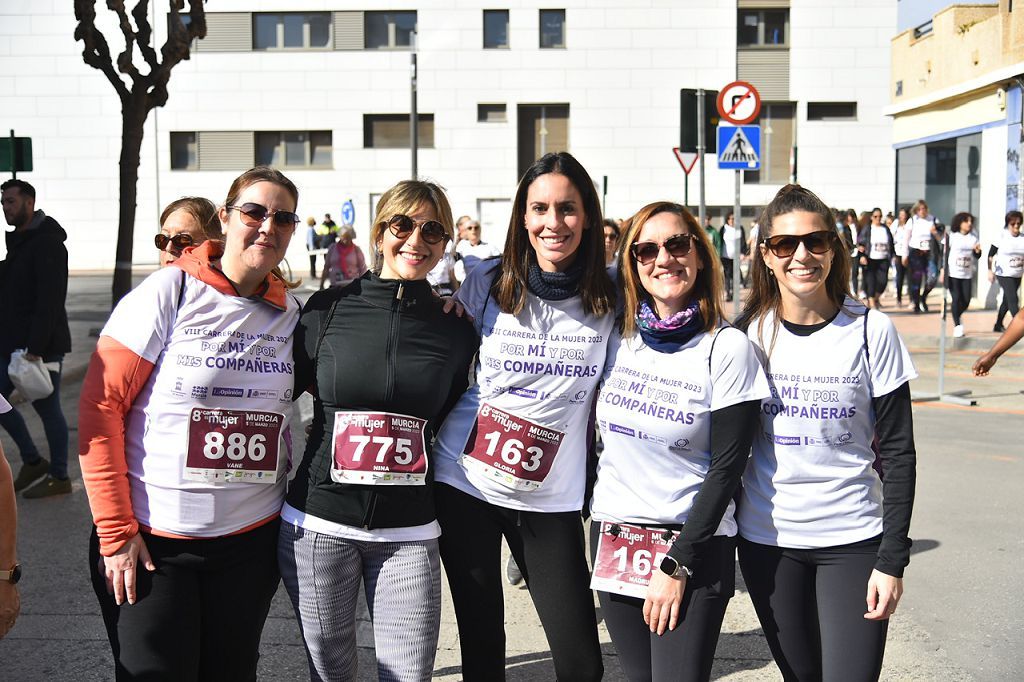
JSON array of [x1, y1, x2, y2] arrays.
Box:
[[697, 90, 706, 228], [410, 32, 418, 180], [602, 175, 608, 216], [151, 1, 161, 228], [733, 171, 742, 319], [10, 129, 17, 180]]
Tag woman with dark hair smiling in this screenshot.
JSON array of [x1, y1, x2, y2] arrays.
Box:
[[589, 201, 768, 681], [432, 151, 615, 681], [735, 184, 918, 682]]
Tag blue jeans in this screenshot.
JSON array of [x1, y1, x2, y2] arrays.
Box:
[[0, 351, 69, 479]]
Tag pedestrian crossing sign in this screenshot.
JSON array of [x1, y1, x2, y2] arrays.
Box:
[[717, 125, 761, 170]]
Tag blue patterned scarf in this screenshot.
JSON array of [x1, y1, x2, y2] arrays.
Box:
[[636, 300, 703, 353]]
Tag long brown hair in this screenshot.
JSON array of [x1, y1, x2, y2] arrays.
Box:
[[160, 196, 220, 240], [618, 202, 723, 337], [222, 166, 301, 289], [735, 184, 853, 351], [493, 152, 615, 316]]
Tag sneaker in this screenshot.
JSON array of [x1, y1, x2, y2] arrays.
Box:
[[921, 300, 929, 313], [23, 475, 72, 499], [13, 457, 49, 492], [506, 556, 524, 586], [994, 322, 1005, 333], [953, 324, 964, 338]]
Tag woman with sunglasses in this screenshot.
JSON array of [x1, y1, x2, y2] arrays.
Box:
[[857, 208, 894, 310], [735, 184, 918, 682], [279, 180, 477, 682], [432, 152, 615, 681], [79, 166, 302, 680], [589, 202, 768, 681], [154, 196, 221, 267]]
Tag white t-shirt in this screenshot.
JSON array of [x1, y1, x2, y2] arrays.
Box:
[[433, 260, 614, 512], [454, 241, 503, 282], [101, 266, 299, 538], [904, 215, 934, 252], [868, 226, 891, 261], [722, 224, 741, 260], [590, 326, 769, 533], [946, 232, 979, 280], [893, 224, 909, 258], [427, 242, 456, 287], [738, 299, 917, 549], [994, 229, 1024, 278]]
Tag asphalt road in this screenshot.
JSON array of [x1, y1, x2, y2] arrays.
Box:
[[0, 273, 1020, 679]]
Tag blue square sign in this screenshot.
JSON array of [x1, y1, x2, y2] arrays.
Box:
[[717, 125, 761, 170]]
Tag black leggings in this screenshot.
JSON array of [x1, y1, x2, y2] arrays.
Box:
[[996, 275, 1021, 326], [947, 277, 972, 326], [590, 524, 735, 682], [435, 483, 603, 682], [88, 520, 281, 681], [722, 258, 735, 298], [893, 257, 907, 302], [861, 260, 889, 299], [906, 249, 931, 307], [738, 536, 889, 682]]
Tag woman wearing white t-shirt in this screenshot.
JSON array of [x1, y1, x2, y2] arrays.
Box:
[[891, 208, 910, 306], [987, 210, 1024, 333], [79, 166, 302, 679], [589, 202, 769, 681], [856, 208, 894, 310], [945, 212, 982, 338], [735, 184, 918, 682], [901, 199, 938, 313], [432, 152, 616, 681]]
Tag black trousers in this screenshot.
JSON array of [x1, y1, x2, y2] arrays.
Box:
[[996, 275, 1022, 326], [435, 483, 603, 682], [906, 249, 931, 307], [892, 257, 907, 302], [850, 253, 861, 293], [590, 525, 735, 682], [738, 536, 889, 682], [947, 277, 972, 326], [89, 519, 281, 681], [861, 260, 889, 299], [722, 258, 735, 299]]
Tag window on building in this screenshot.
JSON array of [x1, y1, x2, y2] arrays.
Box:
[[365, 11, 417, 49], [539, 9, 566, 49], [253, 12, 332, 50], [483, 10, 509, 49], [364, 114, 435, 148], [913, 20, 933, 39], [517, 104, 569, 179], [255, 131, 332, 168], [478, 103, 508, 122], [170, 132, 198, 170], [744, 103, 795, 185], [807, 102, 858, 121], [737, 9, 788, 47]]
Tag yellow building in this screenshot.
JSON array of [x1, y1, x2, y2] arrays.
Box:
[[886, 1, 1022, 307]]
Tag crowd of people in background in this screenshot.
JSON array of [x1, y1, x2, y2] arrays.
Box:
[[1, 157, 1023, 682]]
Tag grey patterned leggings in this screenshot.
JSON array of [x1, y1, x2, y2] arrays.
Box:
[[278, 521, 442, 682]]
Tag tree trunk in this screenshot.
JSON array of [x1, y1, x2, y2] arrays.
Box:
[[112, 94, 149, 307]]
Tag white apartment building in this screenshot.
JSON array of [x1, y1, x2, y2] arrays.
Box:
[[1, 1, 896, 270]]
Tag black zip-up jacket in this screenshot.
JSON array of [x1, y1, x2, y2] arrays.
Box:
[[0, 211, 71, 356], [286, 272, 478, 529]]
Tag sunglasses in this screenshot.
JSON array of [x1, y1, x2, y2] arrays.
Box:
[[762, 230, 836, 258], [154, 233, 194, 252], [388, 214, 449, 244], [630, 234, 693, 264], [227, 203, 300, 231]]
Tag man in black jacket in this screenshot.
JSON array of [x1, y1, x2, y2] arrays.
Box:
[[0, 179, 72, 498]]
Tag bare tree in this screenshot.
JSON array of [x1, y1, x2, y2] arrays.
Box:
[[74, 1, 206, 305]]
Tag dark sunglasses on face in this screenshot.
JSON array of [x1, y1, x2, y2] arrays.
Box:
[[388, 214, 449, 245], [228, 202, 300, 231], [762, 230, 836, 258], [630, 233, 693, 264], [154, 233, 194, 252]]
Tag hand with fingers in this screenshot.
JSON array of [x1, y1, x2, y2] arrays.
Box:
[[104, 534, 156, 606], [864, 569, 903, 621], [643, 570, 687, 635]]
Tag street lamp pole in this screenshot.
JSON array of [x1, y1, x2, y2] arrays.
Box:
[[410, 31, 418, 180]]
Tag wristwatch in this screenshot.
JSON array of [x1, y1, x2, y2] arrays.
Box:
[[0, 564, 21, 584], [659, 555, 692, 579]]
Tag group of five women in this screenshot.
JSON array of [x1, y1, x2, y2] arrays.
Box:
[[79, 153, 917, 681]]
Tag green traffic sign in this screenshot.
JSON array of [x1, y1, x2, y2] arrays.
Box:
[[0, 137, 33, 173]]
